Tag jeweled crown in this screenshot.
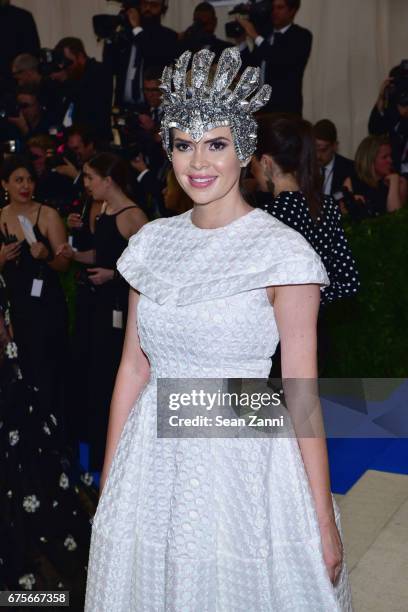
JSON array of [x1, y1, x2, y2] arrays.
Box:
[[160, 47, 272, 163]]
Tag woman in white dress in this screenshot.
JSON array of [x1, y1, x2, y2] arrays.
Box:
[[85, 48, 353, 611]]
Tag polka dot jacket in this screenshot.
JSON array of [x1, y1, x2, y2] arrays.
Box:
[[257, 191, 360, 306]]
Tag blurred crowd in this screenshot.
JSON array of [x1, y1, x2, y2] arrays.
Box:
[[0, 0, 407, 470]]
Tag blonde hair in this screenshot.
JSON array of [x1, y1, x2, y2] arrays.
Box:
[[355, 134, 390, 188]]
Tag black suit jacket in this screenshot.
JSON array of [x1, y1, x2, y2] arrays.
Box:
[[178, 34, 231, 58], [0, 4, 40, 91], [241, 23, 312, 115], [103, 24, 178, 107], [332, 154, 355, 195], [60, 59, 113, 141]]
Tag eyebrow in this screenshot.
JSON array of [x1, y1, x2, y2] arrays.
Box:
[[173, 136, 230, 145]]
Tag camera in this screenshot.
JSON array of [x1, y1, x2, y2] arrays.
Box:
[[93, 0, 140, 43], [182, 21, 213, 52], [45, 147, 78, 172], [39, 48, 73, 77], [0, 140, 20, 155], [225, 0, 272, 39], [386, 60, 408, 107], [0, 94, 20, 122]]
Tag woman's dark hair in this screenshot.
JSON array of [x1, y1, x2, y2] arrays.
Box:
[[86, 152, 131, 196], [0, 154, 36, 183], [255, 113, 323, 219]]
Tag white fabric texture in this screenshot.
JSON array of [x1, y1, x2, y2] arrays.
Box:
[[85, 208, 352, 611]]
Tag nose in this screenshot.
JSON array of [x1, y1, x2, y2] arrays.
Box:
[[190, 147, 209, 171]]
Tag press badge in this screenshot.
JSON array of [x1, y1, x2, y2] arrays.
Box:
[[31, 279, 43, 297], [113, 310, 123, 329]]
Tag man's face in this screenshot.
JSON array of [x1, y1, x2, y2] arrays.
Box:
[[17, 94, 41, 126], [397, 104, 408, 120], [271, 0, 297, 30], [315, 139, 336, 167], [67, 134, 95, 164], [194, 9, 216, 35], [62, 48, 85, 80], [140, 0, 163, 19], [12, 67, 37, 87], [143, 79, 161, 108]]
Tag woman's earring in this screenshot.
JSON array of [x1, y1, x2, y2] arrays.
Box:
[[4, 190, 8, 202]]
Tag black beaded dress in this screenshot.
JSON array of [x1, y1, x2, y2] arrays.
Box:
[[0, 274, 97, 609]]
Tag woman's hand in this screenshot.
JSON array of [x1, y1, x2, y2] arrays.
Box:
[[87, 267, 114, 285], [54, 157, 79, 180], [67, 213, 83, 229], [1, 241, 22, 262], [384, 172, 400, 186], [30, 241, 50, 260], [319, 517, 344, 585], [56, 242, 75, 259]]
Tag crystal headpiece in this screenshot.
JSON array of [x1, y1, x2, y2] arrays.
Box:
[[159, 47, 272, 164]]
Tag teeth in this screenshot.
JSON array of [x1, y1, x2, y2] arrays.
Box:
[[191, 177, 215, 183]]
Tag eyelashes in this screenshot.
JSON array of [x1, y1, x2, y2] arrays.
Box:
[[174, 141, 228, 152]]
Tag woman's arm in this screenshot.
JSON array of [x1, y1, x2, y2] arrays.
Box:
[[386, 173, 404, 212], [100, 288, 151, 493], [74, 249, 95, 264], [269, 283, 343, 583], [272, 283, 334, 520], [37, 207, 70, 272]]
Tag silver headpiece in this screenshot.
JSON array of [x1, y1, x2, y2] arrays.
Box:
[[159, 47, 272, 164]]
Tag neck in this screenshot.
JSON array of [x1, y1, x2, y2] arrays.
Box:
[[271, 173, 299, 196], [191, 187, 252, 229], [104, 189, 131, 212], [9, 200, 36, 211]]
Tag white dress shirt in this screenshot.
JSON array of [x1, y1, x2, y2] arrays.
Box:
[[322, 156, 335, 196], [124, 26, 143, 104]]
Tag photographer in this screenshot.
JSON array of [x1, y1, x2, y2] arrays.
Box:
[[102, 0, 178, 107], [236, 0, 312, 115], [27, 134, 76, 215], [51, 38, 113, 141], [11, 53, 63, 121], [179, 2, 231, 56], [7, 84, 51, 141], [0, 0, 40, 92], [52, 124, 99, 199], [368, 62, 408, 178]]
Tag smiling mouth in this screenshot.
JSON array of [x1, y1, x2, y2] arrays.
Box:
[[188, 176, 218, 189]]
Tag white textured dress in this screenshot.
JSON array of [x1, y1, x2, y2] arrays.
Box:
[[85, 208, 353, 612]]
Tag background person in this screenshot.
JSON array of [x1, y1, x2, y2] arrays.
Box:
[[178, 1, 231, 56], [313, 119, 355, 198], [237, 0, 312, 115], [57, 153, 148, 470], [52, 38, 113, 141], [344, 135, 407, 216], [0, 155, 70, 434], [368, 63, 408, 178], [103, 0, 178, 107], [0, 0, 40, 93]]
